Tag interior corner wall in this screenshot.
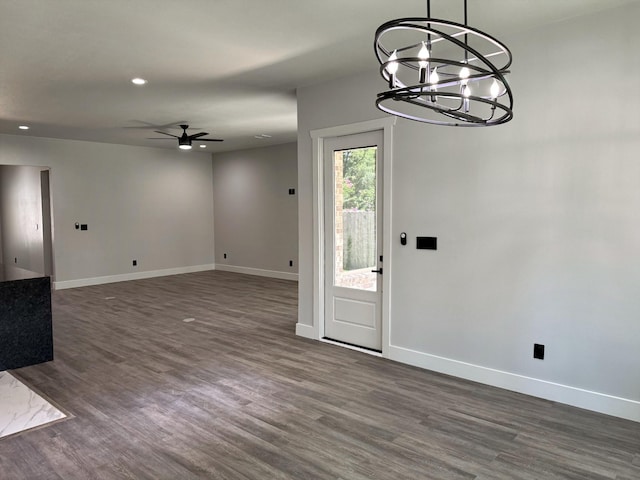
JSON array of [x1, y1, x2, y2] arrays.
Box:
[[0, 165, 46, 273], [0, 135, 215, 287], [297, 2, 640, 420], [212, 142, 298, 280]]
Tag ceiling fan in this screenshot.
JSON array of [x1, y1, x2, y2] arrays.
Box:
[[149, 124, 223, 150]]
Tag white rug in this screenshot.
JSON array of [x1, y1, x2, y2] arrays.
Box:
[[0, 371, 66, 439]]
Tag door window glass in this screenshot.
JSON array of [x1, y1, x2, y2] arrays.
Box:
[[333, 146, 377, 291]]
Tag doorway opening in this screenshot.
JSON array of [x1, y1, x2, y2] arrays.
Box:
[[0, 165, 54, 279], [309, 117, 395, 356], [324, 132, 383, 351]]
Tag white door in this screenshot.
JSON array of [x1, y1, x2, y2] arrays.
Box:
[[324, 130, 383, 351]]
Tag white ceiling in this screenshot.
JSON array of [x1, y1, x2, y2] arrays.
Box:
[[0, 0, 636, 153]]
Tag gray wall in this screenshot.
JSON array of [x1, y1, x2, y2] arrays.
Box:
[[213, 143, 298, 277], [297, 2, 640, 414], [0, 135, 215, 286], [0, 165, 46, 273]]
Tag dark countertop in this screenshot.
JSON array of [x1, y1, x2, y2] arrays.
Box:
[[0, 264, 47, 282]]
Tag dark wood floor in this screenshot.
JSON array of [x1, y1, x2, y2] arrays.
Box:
[[1, 271, 638, 479]]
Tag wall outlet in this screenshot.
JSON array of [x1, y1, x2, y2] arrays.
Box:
[[132, 260, 137, 267], [224, 253, 227, 259], [289, 260, 293, 267], [534, 343, 545, 360]]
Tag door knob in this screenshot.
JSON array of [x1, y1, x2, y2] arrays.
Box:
[[371, 268, 383, 274]]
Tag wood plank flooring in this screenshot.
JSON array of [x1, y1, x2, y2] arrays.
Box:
[[1, 270, 638, 479]]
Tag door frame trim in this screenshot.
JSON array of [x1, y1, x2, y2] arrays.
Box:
[[310, 117, 395, 358]]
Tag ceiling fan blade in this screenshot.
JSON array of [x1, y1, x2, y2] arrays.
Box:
[[124, 120, 188, 130], [189, 132, 209, 139], [154, 130, 180, 138], [196, 138, 224, 142]]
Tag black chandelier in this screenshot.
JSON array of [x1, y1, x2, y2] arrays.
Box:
[[374, 0, 513, 126]]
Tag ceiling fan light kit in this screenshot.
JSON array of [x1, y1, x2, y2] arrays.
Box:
[[149, 124, 223, 150], [374, 0, 513, 126]]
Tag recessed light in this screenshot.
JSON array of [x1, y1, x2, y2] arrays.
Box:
[[199, 145, 206, 148], [131, 77, 147, 85], [254, 134, 272, 139], [18, 125, 29, 130]]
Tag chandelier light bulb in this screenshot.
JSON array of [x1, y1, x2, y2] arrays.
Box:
[[387, 50, 399, 75], [386, 50, 400, 88], [462, 85, 471, 113], [418, 42, 430, 68], [490, 79, 501, 99], [460, 66, 470, 85], [430, 67, 439, 87]]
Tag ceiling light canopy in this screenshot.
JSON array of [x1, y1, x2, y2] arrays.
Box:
[[374, 0, 513, 126]]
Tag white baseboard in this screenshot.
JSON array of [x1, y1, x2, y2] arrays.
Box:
[[389, 345, 640, 423], [53, 264, 215, 290], [295, 322, 316, 339], [215, 264, 299, 281]]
